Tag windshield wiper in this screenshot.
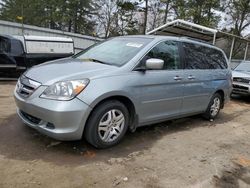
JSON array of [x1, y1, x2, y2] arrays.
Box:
[[90, 58, 108, 65], [80, 58, 114, 65]]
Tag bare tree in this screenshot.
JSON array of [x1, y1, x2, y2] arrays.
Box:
[[148, 0, 163, 30], [97, 0, 118, 38], [222, 0, 250, 36]]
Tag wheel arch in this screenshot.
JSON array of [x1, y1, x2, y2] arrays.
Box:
[[84, 94, 138, 137], [215, 89, 225, 108]]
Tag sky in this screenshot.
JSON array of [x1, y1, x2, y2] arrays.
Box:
[[216, 10, 250, 37]]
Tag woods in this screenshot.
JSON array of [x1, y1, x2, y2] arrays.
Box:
[[0, 0, 249, 38]]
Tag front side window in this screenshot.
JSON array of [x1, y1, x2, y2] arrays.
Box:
[[140, 40, 181, 70], [73, 37, 152, 67]]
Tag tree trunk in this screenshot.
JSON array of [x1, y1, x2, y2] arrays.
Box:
[[50, 20, 55, 29], [68, 19, 72, 32], [105, 3, 112, 38], [74, 19, 77, 33], [73, 6, 78, 33], [164, 1, 170, 24], [105, 17, 111, 38], [143, 0, 148, 34]]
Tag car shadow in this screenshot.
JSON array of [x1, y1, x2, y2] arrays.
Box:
[[0, 110, 236, 167], [231, 94, 250, 104]]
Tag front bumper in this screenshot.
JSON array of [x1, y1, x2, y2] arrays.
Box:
[[232, 82, 250, 96], [14, 86, 92, 141]]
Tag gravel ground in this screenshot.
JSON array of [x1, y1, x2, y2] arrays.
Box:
[[0, 82, 250, 188]]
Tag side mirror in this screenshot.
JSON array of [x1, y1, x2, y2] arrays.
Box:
[[146, 58, 164, 70]]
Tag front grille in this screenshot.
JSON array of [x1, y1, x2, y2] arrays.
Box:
[[233, 77, 250, 84], [18, 84, 34, 97], [20, 110, 41, 124], [233, 84, 248, 90], [233, 84, 249, 94], [16, 76, 41, 98]]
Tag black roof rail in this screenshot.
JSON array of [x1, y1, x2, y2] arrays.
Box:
[[180, 37, 214, 46]]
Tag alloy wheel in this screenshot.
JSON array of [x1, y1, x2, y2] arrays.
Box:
[[210, 97, 221, 117], [98, 109, 125, 143]]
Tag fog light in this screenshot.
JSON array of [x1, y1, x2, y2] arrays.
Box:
[[46, 122, 55, 129]]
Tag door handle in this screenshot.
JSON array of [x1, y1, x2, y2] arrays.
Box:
[[188, 75, 195, 80], [174, 76, 182, 81]]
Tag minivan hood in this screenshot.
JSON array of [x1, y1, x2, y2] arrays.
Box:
[[232, 70, 250, 78], [25, 58, 117, 85]]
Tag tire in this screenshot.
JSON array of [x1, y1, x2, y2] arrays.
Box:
[[203, 93, 222, 120], [84, 100, 129, 149]]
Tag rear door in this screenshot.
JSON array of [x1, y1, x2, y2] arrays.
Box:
[[180, 42, 213, 114], [133, 40, 185, 124]]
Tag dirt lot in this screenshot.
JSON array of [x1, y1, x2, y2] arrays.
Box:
[[1, 82, 250, 188]]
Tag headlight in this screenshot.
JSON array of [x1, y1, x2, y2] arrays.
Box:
[[40, 79, 89, 100]]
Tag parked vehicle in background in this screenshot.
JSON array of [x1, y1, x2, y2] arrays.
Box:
[[14, 35, 232, 148], [0, 35, 74, 79], [230, 59, 242, 70], [232, 61, 250, 96]]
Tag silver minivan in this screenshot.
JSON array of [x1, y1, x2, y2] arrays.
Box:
[[14, 36, 232, 148]]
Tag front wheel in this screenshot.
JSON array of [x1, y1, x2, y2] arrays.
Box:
[[203, 93, 222, 120], [84, 100, 129, 148]]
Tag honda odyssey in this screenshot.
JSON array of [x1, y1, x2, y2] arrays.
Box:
[[14, 36, 232, 148]]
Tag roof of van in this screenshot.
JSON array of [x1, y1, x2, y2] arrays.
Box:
[[118, 35, 225, 55], [119, 35, 216, 47], [119, 34, 210, 41]]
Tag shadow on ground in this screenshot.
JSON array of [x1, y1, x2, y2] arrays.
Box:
[[0, 94, 249, 166], [0, 108, 237, 166], [231, 94, 250, 104]]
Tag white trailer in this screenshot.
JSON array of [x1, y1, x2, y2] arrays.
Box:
[[13, 35, 74, 54], [0, 35, 75, 79]]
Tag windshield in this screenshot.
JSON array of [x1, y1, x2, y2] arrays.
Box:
[[234, 62, 250, 72], [73, 37, 153, 67]]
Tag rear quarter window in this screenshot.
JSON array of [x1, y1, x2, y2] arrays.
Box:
[[182, 42, 228, 69], [207, 48, 228, 69]]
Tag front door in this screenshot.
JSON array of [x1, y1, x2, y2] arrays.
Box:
[[133, 40, 185, 124]]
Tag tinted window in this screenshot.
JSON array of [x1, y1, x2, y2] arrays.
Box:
[[74, 37, 152, 67], [207, 48, 228, 69], [141, 40, 181, 70], [183, 42, 227, 69]]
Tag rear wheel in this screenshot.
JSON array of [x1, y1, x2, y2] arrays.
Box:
[[84, 100, 129, 148], [203, 93, 222, 120]]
